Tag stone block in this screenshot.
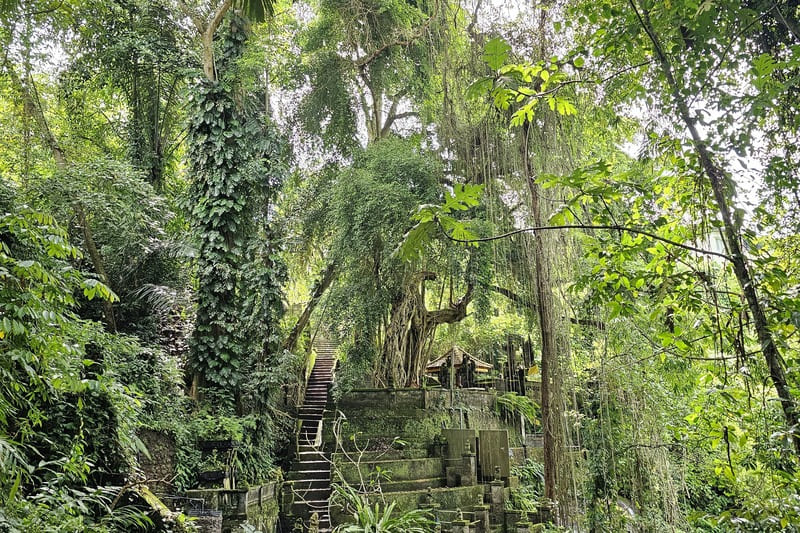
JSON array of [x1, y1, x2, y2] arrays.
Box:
[[187, 511, 222, 533], [442, 429, 478, 460], [478, 430, 510, 481], [489, 480, 505, 519], [137, 429, 177, 494], [472, 504, 490, 533], [461, 452, 477, 486]]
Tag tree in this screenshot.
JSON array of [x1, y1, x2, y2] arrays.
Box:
[[184, 11, 287, 403], [297, 0, 441, 152], [70, 0, 190, 190], [569, 0, 800, 454]]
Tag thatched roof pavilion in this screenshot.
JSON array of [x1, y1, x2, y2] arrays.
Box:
[[425, 346, 493, 374]]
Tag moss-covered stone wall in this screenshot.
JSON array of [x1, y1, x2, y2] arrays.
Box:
[[330, 388, 523, 451]]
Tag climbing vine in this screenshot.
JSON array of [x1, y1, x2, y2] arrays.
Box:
[[187, 15, 287, 404]]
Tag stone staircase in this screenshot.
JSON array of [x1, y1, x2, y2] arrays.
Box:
[[286, 339, 337, 532]]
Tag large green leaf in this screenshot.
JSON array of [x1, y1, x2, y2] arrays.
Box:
[[482, 37, 512, 70]]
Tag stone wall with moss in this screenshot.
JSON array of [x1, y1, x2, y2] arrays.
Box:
[[329, 388, 523, 451], [186, 483, 280, 533], [138, 429, 177, 494]]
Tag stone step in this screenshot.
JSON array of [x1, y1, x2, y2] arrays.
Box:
[[298, 409, 326, 416], [290, 478, 331, 490], [298, 444, 325, 453], [335, 457, 444, 482], [331, 449, 429, 461], [298, 413, 325, 420], [291, 486, 331, 500], [298, 450, 329, 459], [380, 476, 446, 492], [296, 459, 329, 470], [291, 500, 331, 517], [288, 469, 331, 481]]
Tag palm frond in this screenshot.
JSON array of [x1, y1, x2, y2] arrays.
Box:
[[233, 0, 274, 22]]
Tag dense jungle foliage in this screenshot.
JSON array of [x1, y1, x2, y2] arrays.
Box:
[[1, 0, 799, 531]]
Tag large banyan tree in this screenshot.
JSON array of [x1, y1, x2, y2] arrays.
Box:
[[290, 137, 482, 389]]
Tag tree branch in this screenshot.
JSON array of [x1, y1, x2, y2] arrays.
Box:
[[435, 218, 733, 261], [381, 111, 418, 137], [176, 0, 208, 34], [510, 60, 653, 102], [206, 0, 234, 40], [420, 273, 473, 325], [283, 262, 337, 353], [355, 10, 436, 69]]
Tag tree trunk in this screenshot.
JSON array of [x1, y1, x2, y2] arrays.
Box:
[[634, 0, 800, 454], [6, 61, 117, 330], [521, 125, 564, 508], [283, 262, 336, 353], [380, 273, 473, 387]]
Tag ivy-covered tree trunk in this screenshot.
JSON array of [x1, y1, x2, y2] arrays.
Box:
[[187, 15, 285, 405]]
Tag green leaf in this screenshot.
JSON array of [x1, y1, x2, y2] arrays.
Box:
[[7, 471, 21, 502], [482, 37, 512, 70], [395, 221, 435, 262], [466, 77, 493, 100]]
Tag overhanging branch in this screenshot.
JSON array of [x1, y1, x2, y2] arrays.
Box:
[[436, 218, 732, 262]]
